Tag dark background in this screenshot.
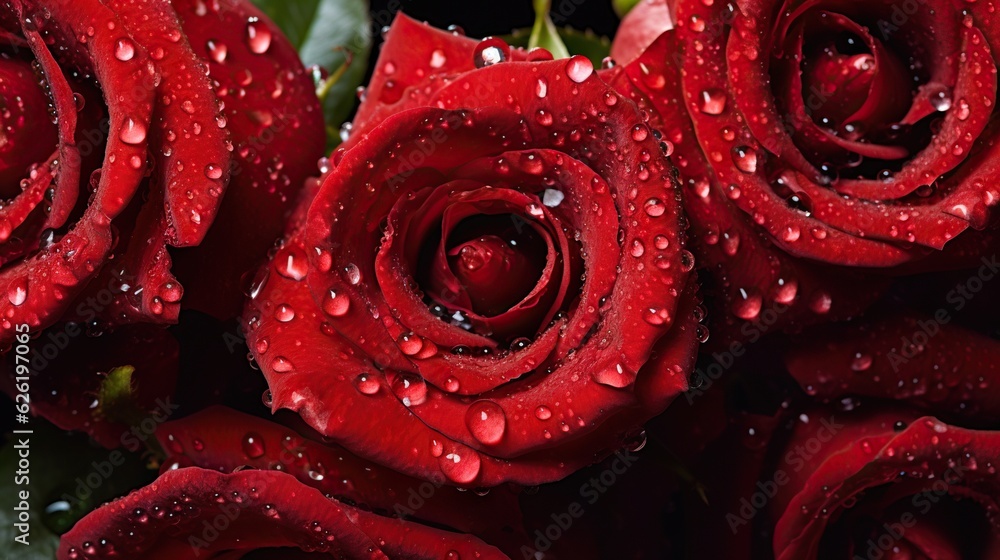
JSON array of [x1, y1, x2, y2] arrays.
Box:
[[368, 0, 620, 38], [366, 0, 622, 72]]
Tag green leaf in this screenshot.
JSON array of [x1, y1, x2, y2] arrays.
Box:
[[0, 422, 155, 557], [509, 27, 611, 66], [528, 0, 571, 59], [613, 0, 643, 18], [251, 0, 372, 144], [95, 366, 143, 425]]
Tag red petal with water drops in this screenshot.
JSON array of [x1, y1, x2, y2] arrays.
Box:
[[0, 324, 177, 448], [611, 0, 1000, 341], [771, 411, 1000, 559], [786, 310, 1000, 423], [0, 0, 318, 346], [169, 0, 325, 320], [350, 14, 529, 141], [57, 468, 507, 560], [244, 14, 700, 486], [610, 31, 889, 343], [155, 406, 528, 554]]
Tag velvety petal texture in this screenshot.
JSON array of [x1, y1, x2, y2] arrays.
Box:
[[611, 0, 1000, 341], [0, 0, 322, 349], [244, 14, 701, 487], [155, 406, 529, 554], [58, 468, 506, 559], [786, 310, 1000, 423], [687, 404, 1000, 559]]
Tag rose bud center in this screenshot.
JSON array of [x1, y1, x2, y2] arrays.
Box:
[[446, 234, 541, 317], [0, 57, 59, 195]]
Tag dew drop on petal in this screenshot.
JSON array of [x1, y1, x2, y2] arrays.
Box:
[[246, 19, 272, 54], [241, 432, 265, 458], [466, 401, 507, 445], [114, 38, 135, 61], [353, 373, 380, 395], [119, 118, 147, 145], [440, 449, 481, 484], [565, 55, 593, 83], [699, 88, 727, 115]]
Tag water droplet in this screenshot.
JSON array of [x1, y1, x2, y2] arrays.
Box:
[[343, 264, 361, 285], [7, 279, 27, 306], [275, 303, 295, 322], [353, 373, 380, 395], [679, 250, 696, 272], [565, 55, 593, 83], [850, 352, 872, 371], [732, 288, 762, 320], [274, 247, 308, 281], [473, 37, 510, 68], [322, 290, 350, 316], [119, 118, 147, 145], [206, 40, 227, 63], [928, 85, 952, 112], [773, 278, 797, 304], [440, 449, 481, 484], [114, 38, 135, 61], [205, 164, 223, 180], [246, 19, 272, 54], [809, 291, 832, 314], [430, 49, 447, 68], [644, 198, 666, 217], [631, 125, 649, 141], [391, 373, 427, 407], [466, 401, 507, 445], [271, 356, 293, 373], [242, 432, 265, 458], [535, 78, 548, 98], [542, 188, 564, 207], [699, 89, 727, 115], [732, 145, 758, 173], [534, 405, 552, 420], [398, 332, 424, 356]]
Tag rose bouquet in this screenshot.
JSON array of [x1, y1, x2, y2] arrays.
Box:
[[1, 0, 998, 559]]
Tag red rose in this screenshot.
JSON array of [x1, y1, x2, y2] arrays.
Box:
[[786, 309, 1000, 423], [152, 406, 531, 554], [686, 404, 1000, 559], [243, 14, 701, 487], [58, 467, 506, 559], [0, 0, 323, 346], [610, 0, 1000, 340]]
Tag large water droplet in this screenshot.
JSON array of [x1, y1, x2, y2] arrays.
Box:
[[119, 118, 147, 145], [732, 288, 762, 320], [473, 37, 510, 68], [114, 38, 135, 61], [699, 88, 727, 115], [274, 303, 295, 322], [398, 332, 424, 356], [565, 55, 594, 83], [274, 247, 308, 281], [322, 289, 350, 316], [246, 19, 272, 54], [732, 145, 758, 173], [353, 373, 380, 395], [7, 279, 27, 306], [440, 449, 481, 484], [466, 401, 507, 445], [391, 373, 427, 407], [206, 40, 228, 63]]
